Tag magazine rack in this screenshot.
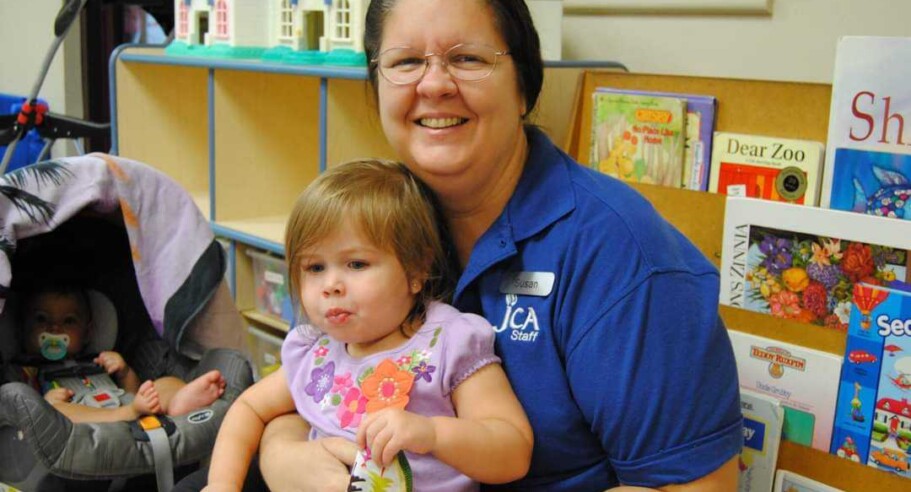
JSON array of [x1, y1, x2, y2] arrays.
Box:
[[567, 70, 907, 491]]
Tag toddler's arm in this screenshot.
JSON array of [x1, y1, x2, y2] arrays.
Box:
[[358, 363, 533, 484], [204, 367, 297, 492], [94, 351, 141, 393]]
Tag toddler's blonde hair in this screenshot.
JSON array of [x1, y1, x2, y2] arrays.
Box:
[[285, 159, 454, 328]]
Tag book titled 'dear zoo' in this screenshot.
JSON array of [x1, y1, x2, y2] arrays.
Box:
[[709, 132, 824, 206]]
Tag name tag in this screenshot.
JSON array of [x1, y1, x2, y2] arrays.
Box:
[[499, 272, 554, 297]]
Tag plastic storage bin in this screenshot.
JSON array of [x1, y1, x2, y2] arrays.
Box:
[[216, 238, 234, 294], [247, 249, 293, 322], [247, 326, 284, 381]]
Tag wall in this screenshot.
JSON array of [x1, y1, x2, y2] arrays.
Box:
[[0, 0, 83, 158], [564, 0, 911, 83]]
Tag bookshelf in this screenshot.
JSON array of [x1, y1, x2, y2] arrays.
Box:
[[568, 70, 906, 491], [109, 45, 625, 339]]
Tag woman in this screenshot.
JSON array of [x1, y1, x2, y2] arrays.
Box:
[[251, 0, 740, 490]]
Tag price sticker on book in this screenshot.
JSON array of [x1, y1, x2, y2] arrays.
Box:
[[726, 184, 748, 197]]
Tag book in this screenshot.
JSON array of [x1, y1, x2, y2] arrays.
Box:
[[589, 91, 686, 188], [773, 470, 843, 492], [821, 36, 911, 219], [709, 132, 825, 205], [830, 281, 911, 480], [595, 88, 716, 190], [739, 389, 785, 492], [728, 329, 842, 452], [719, 197, 911, 329]]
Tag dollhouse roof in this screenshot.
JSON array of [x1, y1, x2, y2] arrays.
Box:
[[876, 397, 911, 417]]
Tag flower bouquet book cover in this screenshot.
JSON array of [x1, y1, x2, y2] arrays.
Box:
[[720, 197, 911, 330], [830, 281, 911, 480]]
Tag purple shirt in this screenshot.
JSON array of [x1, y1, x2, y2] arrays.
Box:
[[283, 301, 500, 492]]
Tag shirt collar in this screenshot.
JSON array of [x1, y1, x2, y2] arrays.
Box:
[[454, 127, 576, 300], [506, 126, 576, 242]]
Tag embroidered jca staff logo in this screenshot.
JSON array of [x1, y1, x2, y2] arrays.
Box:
[[749, 345, 806, 379]]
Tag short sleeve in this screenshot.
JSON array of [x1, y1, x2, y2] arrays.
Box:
[[438, 312, 501, 397], [566, 271, 743, 487], [281, 324, 320, 387]]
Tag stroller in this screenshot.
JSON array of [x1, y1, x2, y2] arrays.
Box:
[[0, 154, 254, 491]]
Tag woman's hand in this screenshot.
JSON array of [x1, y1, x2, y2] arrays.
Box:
[[258, 413, 357, 492], [356, 408, 436, 467]]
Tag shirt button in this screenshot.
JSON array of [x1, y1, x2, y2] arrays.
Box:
[[499, 240, 507, 248]]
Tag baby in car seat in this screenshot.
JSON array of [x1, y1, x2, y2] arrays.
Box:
[[18, 281, 228, 423]]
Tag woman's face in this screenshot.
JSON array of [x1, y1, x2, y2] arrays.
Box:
[[377, 0, 527, 193]]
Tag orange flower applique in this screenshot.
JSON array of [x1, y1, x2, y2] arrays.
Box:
[[362, 359, 414, 413]]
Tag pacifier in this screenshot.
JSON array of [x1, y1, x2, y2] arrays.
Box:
[[38, 332, 70, 361]]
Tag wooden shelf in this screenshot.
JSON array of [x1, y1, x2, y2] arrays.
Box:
[[242, 309, 290, 333], [564, 70, 908, 491], [215, 215, 288, 249]]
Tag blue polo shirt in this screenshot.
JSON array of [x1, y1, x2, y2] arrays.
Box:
[[456, 127, 742, 490]]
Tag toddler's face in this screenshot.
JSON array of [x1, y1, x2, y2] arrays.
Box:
[[23, 292, 91, 360]]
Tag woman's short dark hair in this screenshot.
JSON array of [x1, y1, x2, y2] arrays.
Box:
[[364, 0, 544, 117]]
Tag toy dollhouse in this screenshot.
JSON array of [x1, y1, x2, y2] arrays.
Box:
[[167, 0, 369, 65]]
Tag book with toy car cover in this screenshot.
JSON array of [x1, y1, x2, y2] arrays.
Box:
[[830, 281, 911, 480]]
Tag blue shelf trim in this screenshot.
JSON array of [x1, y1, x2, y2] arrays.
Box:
[[211, 224, 285, 256], [208, 68, 216, 221], [118, 51, 369, 79], [116, 47, 628, 79], [319, 78, 327, 172]]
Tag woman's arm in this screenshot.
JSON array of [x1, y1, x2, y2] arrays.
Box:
[[358, 363, 533, 484], [257, 413, 358, 492], [606, 456, 738, 491], [205, 368, 296, 491]]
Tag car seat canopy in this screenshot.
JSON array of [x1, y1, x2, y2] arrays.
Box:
[[0, 154, 254, 489]]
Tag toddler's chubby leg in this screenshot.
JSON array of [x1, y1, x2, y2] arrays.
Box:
[[165, 370, 226, 416], [133, 380, 163, 415]]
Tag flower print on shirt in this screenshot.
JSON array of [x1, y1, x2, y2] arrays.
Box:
[[305, 361, 335, 404], [337, 387, 368, 429], [333, 372, 353, 394], [412, 361, 436, 383], [362, 359, 414, 413]]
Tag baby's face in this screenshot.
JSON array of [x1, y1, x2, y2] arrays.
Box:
[[23, 292, 91, 359]]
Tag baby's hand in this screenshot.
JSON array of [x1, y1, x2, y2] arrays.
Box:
[[44, 387, 74, 405], [94, 351, 128, 379], [356, 408, 436, 467]]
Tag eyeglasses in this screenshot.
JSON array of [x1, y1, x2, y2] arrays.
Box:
[[373, 43, 511, 85]]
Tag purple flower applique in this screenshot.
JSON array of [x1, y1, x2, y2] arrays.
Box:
[[412, 361, 436, 383], [305, 361, 335, 403]]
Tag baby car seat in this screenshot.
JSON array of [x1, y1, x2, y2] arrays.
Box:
[[0, 154, 255, 491]]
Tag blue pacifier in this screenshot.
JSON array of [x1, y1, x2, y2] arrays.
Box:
[[39, 332, 70, 361]]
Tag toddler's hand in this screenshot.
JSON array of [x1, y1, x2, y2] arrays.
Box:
[[94, 351, 128, 379], [357, 408, 436, 467]]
